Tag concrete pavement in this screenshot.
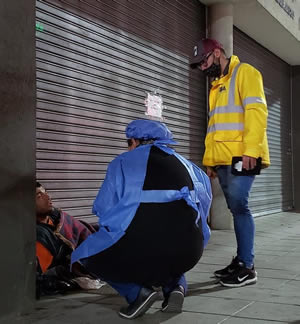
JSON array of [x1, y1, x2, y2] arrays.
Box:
[[17, 212, 300, 324]]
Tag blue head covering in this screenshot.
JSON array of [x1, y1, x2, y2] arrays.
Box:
[[126, 119, 173, 141]]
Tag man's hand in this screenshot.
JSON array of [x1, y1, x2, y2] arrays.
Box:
[[72, 262, 94, 279], [207, 166, 217, 179], [242, 155, 257, 170]]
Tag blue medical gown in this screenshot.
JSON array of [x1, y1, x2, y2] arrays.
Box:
[[71, 141, 212, 265]]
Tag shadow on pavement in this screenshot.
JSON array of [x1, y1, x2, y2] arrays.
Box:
[[187, 279, 233, 296]]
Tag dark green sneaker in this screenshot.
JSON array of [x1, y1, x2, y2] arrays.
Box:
[[119, 287, 158, 319], [161, 285, 184, 313]]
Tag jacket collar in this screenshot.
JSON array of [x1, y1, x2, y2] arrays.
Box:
[[212, 55, 240, 86]]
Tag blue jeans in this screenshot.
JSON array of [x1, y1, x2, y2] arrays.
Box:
[[106, 275, 187, 304], [216, 166, 255, 268]]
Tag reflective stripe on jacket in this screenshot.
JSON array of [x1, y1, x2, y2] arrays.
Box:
[[203, 55, 270, 167]]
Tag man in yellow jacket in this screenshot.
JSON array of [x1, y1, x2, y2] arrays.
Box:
[[190, 38, 270, 287]]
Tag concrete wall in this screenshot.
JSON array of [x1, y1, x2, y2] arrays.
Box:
[[207, 3, 234, 230], [208, 3, 233, 56], [292, 66, 300, 212], [257, 0, 300, 42], [0, 0, 36, 321]]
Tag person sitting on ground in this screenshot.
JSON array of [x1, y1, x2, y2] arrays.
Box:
[[71, 119, 212, 319], [36, 182, 102, 296]]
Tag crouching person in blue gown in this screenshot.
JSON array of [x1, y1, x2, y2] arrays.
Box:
[[71, 119, 212, 319]]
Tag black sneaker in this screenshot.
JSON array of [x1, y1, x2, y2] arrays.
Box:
[[214, 256, 240, 278], [161, 286, 184, 313], [118, 287, 158, 319], [220, 263, 257, 287]]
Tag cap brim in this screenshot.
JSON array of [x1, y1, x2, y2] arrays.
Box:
[[190, 54, 206, 69]]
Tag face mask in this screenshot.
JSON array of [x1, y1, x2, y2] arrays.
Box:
[[203, 63, 221, 78]]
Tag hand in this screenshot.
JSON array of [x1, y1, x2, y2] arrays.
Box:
[[72, 262, 93, 279], [242, 155, 257, 170], [207, 167, 217, 179]]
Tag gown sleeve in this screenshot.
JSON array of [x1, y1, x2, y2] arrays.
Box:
[[92, 157, 125, 224]]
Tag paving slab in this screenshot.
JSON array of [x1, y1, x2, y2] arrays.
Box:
[[235, 301, 300, 322]]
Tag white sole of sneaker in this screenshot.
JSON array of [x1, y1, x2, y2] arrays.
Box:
[[119, 291, 158, 319], [161, 291, 184, 313], [220, 276, 257, 288]]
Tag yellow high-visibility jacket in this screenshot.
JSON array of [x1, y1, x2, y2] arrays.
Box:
[[203, 55, 270, 167]]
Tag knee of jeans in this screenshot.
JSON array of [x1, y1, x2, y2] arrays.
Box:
[[228, 198, 249, 215]]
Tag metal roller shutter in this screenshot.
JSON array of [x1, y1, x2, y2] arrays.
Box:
[[36, 0, 206, 222], [233, 27, 293, 216]]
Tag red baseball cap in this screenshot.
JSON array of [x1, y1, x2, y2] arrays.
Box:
[[190, 38, 224, 69]]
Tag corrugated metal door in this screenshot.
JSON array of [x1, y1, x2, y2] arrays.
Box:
[[36, 0, 206, 222], [233, 27, 293, 215]]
